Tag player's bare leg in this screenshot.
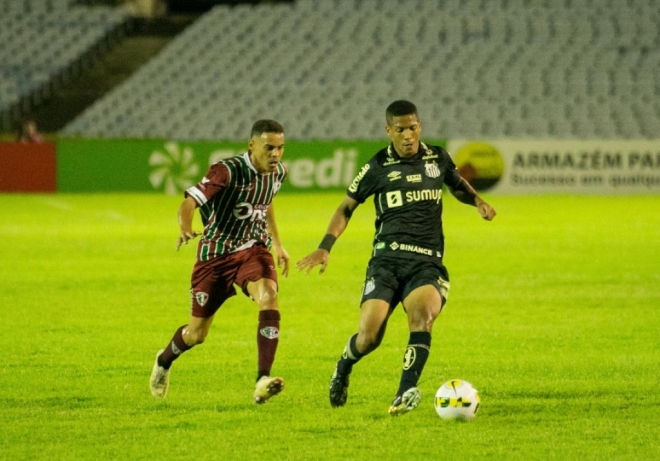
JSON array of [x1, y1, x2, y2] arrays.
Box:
[[247, 278, 284, 403], [330, 300, 391, 407], [150, 316, 214, 399], [389, 285, 442, 415]]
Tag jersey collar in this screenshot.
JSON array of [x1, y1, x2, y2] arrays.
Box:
[[387, 142, 432, 161], [243, 151, 259, 174]]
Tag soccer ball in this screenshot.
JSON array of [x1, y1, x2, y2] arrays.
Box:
[[434, 379, 480, 421]]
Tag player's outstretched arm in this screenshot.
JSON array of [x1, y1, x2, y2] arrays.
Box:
[[449, 177, 497, 221], [267, 203, 289, 277], [296, 196, 359, 274], [177, 196, 202, 250]]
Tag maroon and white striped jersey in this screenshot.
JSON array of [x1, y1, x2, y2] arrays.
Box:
[[185, 152, 287, 261]]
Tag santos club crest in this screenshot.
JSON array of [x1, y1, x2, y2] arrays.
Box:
[[425, 162, 441, 178], [403, 346, 417, 370]]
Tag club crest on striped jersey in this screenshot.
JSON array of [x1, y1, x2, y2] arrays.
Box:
[[195, 291, 209, 306]]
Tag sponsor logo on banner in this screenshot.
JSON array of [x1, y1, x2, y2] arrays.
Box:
[[448, 139, 660, 194], [286, 149, 359, 189], [59, 138, 449, 193], [149, 143, 200, 195], [452, 142, 505, 191]]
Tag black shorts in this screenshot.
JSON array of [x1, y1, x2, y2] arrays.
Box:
[[360, 255, 450, 309]]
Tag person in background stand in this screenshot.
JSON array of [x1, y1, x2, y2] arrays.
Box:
[[17, 120, 44, 143]]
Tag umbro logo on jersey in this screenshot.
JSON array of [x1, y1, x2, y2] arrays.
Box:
[[406, 174, 422, 183], [388, 171, 402, 181]]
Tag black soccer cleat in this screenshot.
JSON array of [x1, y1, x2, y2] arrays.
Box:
[[329, 370, 350, 407]]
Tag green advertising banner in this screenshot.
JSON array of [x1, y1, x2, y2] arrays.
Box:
[[57, 138, 447, 194]]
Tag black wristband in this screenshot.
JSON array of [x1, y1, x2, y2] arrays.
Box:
[[318, 234, 337, 252]]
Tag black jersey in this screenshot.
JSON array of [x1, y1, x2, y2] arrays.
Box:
[[347, 142, 461, 261]]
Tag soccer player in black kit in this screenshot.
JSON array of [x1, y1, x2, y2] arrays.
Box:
[[297, 100, 496, 415]]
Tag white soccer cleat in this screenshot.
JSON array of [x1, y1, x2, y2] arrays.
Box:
[[388, 387, 422, 416], [254, 376, 284, 404], [149, 349, 170, 399]]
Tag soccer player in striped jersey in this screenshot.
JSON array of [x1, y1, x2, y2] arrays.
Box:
[[150, 120, 289, 404]]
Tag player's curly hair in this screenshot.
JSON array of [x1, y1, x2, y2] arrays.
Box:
[[251, 119, 284, 137], [386, 100, 418, 124]]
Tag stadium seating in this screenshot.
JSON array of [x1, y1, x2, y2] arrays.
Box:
[[62, 0, 660, 140], [0, 0, 130, 119]]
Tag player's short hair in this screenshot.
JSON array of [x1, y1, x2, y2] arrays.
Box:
[[251, 119, 284, 138], [386, 100, 419, 124]]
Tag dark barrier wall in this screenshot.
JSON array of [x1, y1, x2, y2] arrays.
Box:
[[0, 142, 57, 192]]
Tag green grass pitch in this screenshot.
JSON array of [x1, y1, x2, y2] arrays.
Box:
[[1, 192, 658, 460]]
